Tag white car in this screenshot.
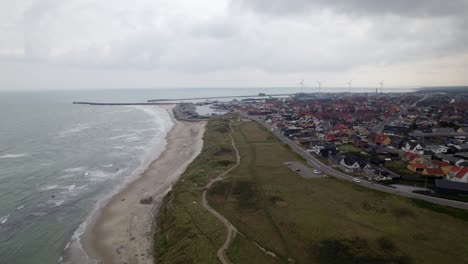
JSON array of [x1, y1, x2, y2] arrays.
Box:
[[313, 170, 321, 174], [352, 178, 361, 183]]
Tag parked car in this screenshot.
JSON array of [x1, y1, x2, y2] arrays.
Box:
[[352, 177, 361, 183], [313, 170, 321, 174]]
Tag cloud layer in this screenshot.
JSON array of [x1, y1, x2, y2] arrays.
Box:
[[0, 0, 467, 89]]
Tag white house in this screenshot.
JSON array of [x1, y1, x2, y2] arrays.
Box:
[[425, 145, 449, 154], [401, 142, 424, 154], [340, 156, 361, 173]]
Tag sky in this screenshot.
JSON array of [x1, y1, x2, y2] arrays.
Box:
[[0, 0, 467, 90]]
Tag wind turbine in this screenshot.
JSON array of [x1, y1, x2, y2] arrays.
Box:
[[298, 79, 304, 93], [346, 81, 352, 93], [379, 81, 384, 93], [317, 81, 322, 93]]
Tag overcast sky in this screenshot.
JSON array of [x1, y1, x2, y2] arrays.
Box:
[[1, 0, 467, 90]]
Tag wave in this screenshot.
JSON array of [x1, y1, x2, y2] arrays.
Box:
[[0, 214, 9, 224], [63, 167, 87, 173], [65, 105, 174, 263], [40, 185, 60, 191], [58, 124, 90, 138], [0, 153, 28, 159]]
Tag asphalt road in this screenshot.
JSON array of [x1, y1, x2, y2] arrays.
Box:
[[243, 113, 468, 210]]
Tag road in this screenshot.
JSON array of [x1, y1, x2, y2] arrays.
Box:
[[243, 113, 468, 210], [202, 122, 239, 264]]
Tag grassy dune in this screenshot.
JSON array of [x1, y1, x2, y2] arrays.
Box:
[[155, 117, 468, 264], [154, 117, 235, 264]]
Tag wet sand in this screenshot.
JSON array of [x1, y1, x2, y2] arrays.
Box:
[[82, 105, 206, 264]]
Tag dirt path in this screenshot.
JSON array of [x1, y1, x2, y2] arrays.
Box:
[[202, 122, 240, 264]]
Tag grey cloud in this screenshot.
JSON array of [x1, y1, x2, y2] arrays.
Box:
[[232, 0, 468, 17]]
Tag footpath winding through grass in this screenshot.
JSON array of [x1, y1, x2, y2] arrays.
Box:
[[154, 117, 235, 264], [156, 117, 468, 264]]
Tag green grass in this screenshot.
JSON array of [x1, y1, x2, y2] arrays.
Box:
[[385, 161, 420, 176], [338, 144, 362, 153], [154, 117, 236, 264], [412, 192, 468, 206], [411, 199, 468, 222], [207, 120, 468, 264]]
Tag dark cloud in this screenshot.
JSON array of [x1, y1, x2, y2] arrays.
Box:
[[232, 0, 468, 18]]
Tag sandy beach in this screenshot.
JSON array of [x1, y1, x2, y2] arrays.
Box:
[[82, 105, 206, 264]]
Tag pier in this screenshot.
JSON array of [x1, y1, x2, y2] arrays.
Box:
[[147, 93, 293, 102], [72, 101, 173, 105]]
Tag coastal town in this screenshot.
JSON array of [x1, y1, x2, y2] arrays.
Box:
[[206, 91, 468, 201]]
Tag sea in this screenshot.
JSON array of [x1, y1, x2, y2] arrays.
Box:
[[0, 87, 415, 264]]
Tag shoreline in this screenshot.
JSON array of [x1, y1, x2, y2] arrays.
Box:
[[80, 105, 207, 264]]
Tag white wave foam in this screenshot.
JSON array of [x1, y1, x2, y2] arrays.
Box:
[[123, 136, 141, 142], [0, 214, 10, 224], [16, 205, 25, 210], [0, 153, 27, 159], [66, 105, 174, 263], [58, 174, 75, 179], [112, 146, 125, 149], [108, 133, 137, 140], [86, 169, 120, 182], [32, 212, 46, 217], [63, 167, 86, 173], [58, 124, 90, 137], [40, 184, 59, 191], [65, 184, 76, 192], [49, 199, 65, 207]]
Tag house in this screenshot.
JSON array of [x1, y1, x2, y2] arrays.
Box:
[[453, 167, 468, 183], [374, 133, 391, 145], [432, 127, 455, 133], [308, 141, 336, 156], [326, 133, 337, 141], [422, 167, 445, 177], [329, 154, 343, 164], [403, 152, 424, 164], [361, 162, 375, 174], [434, 153, 464, 165], [382, 125, 407, 136], [340, 155, 362, 173], [401, 141, 424, 154], [319, 146, 338, 158], [390, 136, 404, 149], [332, 123, 348, 132], [407, 164, 425, 173], [448, 166, 462, 180], [459, 143, 468, 152], [425, 145, 449, 154], [429, 160, 451, 175]]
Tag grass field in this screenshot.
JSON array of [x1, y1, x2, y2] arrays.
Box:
[[337, 144, 362, 153], [207, 119, 468, 264], [155, 117, 468, 264]]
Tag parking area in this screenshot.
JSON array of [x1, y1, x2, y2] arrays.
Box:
[[284, 161, 325, 179]]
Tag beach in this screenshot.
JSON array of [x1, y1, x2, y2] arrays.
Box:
[[82, 105, 206, 264]]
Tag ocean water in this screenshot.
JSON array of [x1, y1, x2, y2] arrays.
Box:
[[0, 87, 414, 264], [0, 88, 298, 264]]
